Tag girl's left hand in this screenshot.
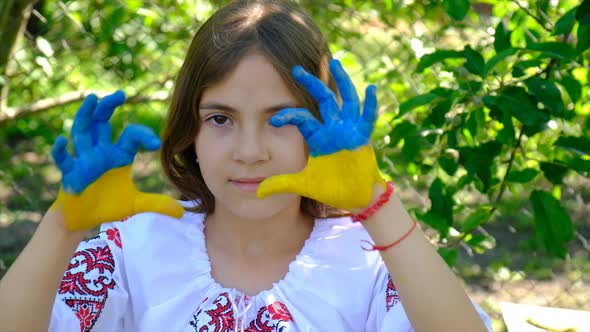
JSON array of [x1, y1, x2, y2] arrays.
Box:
[[257, 59, 385, 210]]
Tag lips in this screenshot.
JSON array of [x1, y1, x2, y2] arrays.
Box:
[[230, 177, 266, 192], [231, 177, 266, 183]]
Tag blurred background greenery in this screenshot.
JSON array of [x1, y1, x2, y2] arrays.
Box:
[[1, 0, 589, 330]]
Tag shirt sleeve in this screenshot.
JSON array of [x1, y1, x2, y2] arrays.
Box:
[[365, 264, 493, 332], [49, 225, 129, 332]]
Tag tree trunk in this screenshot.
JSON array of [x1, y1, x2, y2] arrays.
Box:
[[0, 0, 36, 116]]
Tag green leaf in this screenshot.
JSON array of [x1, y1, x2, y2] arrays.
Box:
[[577, 24, 590, 52], [540, 161, 569, 185], [429, 178, 455, 229], [515, 59, 545, 69], [459, 80, 482, 94], [560, 75, 583, 102], [437, 247, 458, 267], [389, 121, 418, 146], [530, 190, 574, 259], [442, 0, 470, 21], [512, 65, 526, 78], [526, 42, 577, 60], [456, 174, 473, 190], [430, 87, 455, 97], [458, 142, 503, 192], [402, 135, 424, 161], [427, 99, 453, 127], [447, 129, 458, 149], [499, 87, 549, 129], [463, 46, 485, 77], [559, 156, 590, 173], [466, 108, 485, 138], [462, 127, 475, 146], [107, 41, 129, 57], [484, 47, 519, 76], [460, 206, 492, 233], [576, 0, 590, 25], [555, 136, 590, 155], [497, 109, 515, 145], [552, 7, 578, 35], [506, 168, 539, 183], [512, 59, 545, 78], [524, 76, 565, 117], [494, 21, 512, 53], [101, 6, 127, 41], [416, 50, 465, 72], [399, 93, 440, 115], [439, 153, 459, 176], [418, 211, 447, 234]]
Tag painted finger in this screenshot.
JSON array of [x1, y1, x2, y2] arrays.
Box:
[[92, 90, 126, 121], [93, 90, 126, 145], [270, 108, 321, 140], [292, 66, 340, 123], [115, 124, 161, 157], [329, 59, 360, 121], [257, 173, 306, 199], [360, 85, 378, 137], [134, 192, 184, 219], [51, 135, 74, 174], [72, 94, 98, 156]]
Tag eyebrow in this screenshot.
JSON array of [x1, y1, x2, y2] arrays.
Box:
[[198, 102, 299, 114]]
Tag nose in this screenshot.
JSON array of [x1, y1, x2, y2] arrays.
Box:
[[232, 124, 270, 164]]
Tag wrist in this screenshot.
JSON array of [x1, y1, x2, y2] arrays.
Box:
[[360, 194, 419, 250], [350, 181, 393, 221], [44, 203, 89, 240]]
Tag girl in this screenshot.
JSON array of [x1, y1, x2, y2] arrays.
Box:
[[0, 0, 491, 331]]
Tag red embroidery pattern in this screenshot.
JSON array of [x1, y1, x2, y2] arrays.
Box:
[[189, 292, 234, 332], [188, 295, 293, 332], [386, 275, 400, 312], [63, 299, 105, 331], [267, 302, 292, 322], [58, 242, 116, 332], [245, 301, 293, 332], [106, 228, 122, 248]]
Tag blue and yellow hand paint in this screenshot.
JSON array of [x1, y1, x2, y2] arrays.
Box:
[[257, 59, 385, 210], [50, 91, 183, 231]]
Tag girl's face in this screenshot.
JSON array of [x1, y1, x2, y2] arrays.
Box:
[[195, 51, 308, 220]]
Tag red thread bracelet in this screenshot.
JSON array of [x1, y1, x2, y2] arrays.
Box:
[[360, 220, 417, 251], [351, 182, 394, 222]]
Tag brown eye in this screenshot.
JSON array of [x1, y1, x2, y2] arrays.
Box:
[[206, 115, 232, 126]]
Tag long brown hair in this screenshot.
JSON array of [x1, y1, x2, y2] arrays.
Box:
[[161, 0, 349, 218]]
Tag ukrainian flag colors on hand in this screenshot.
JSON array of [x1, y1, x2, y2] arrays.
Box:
[[50, 91, 183, 231], [257, 59, 385, 210]]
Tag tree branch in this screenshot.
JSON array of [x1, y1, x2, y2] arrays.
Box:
[[0, 1, 35, 114], [447, 125, 525, 248], [0, 90, 170, 127], [493, 126, 525, 206], [512, 0, 553, 32]]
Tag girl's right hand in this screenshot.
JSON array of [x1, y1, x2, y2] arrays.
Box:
[[50, 90, 183, 231]]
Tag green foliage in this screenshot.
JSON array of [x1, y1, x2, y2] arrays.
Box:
[[530, 190, 574, 258], [443, 0, 471, 21], [388, 0, 588, 261], [576, 0, 590, 25]]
